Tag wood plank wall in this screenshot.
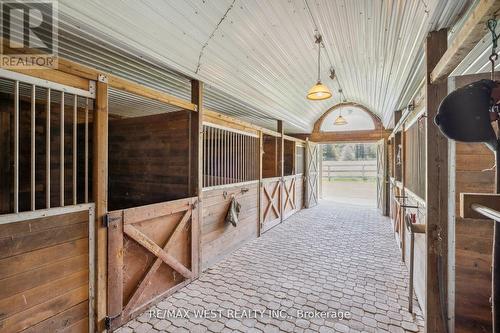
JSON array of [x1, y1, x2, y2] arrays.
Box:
[[108, 111, 190, 210], [263, 135, 278, 178], [0, 210, 91, 332], [201, 182, 259, 270], [454, 142, 494, 333], [284, 140, 295, 176]]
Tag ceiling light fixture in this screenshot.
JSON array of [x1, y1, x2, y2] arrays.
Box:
[[307, 34, 332, 101], [334, 89, 348, 125], [334, 111, 348, 125]]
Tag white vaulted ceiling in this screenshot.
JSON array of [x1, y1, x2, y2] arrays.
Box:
[[56, 0, 472, 132]]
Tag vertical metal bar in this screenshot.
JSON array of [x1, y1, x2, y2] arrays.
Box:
[[208, 126, 211, 187], [229, 131, 233, 183], [235, 133, 239, 182], [31, 85, 36, 211], [202, 126, 205, 188], [222, 131, 229, 184], [226, 130, 229, 185], [84, 98, 88, 203], [73, 95, 77, 205], [245, 135, 248, 181], [241, 133, 243, 181], [60, 91, 64, 206], [239, 134, 242, 181], [217, 128, 221, 186], [14, 81, 19, 213], [46, 88, 51, 208]]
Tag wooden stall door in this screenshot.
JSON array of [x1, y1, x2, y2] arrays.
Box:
[[107, 197, 198, 330], [305, 141, 319, 208], [282, 175, 297, 220], [261, 178, 282, 233], [0, 204, 95, 333], [376, 139, 388, 215]]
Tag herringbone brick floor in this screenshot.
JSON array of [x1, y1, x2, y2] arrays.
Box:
[[117, 201, 424, 333]]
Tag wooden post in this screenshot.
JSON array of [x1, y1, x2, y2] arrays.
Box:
[[425, 29, 449, 333], [190, 79, 203, 278], [401, 124, 406, 262], [258, 131, 263, 236], [278, 120, 284, 222], [94, 74, 108, 332]]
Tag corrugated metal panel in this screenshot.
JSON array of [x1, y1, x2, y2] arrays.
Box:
[[47, 1, 472, 131]]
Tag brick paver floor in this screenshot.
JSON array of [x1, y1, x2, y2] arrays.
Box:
[[117, 201, 424, 333]]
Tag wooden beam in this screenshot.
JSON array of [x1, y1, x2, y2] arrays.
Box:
[[309, 129, 391, 143], [8, 68, 90, 91], [430, 0, 500, 84], [460, 193, 500, 219], [425, 29, 449, 333], [277, 120, 284, 224], [190, 80, 203, 278], [109, 75, 196, 111], [56, 58, 196, 111], [93, 75, 108, 332], [283, 134, 306, 143]]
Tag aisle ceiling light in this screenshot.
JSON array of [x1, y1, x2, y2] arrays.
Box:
[[334, 110, 348, 126], [334, 89, 348, 125], [307, 34, 332, 100]]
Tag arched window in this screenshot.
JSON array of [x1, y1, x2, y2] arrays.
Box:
[[320, 105, 376, 132]]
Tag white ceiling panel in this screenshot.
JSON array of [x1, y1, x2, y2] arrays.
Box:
[[55, 0, 472, 132]]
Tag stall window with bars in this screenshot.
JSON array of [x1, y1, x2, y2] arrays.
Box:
[[202, 125, 259, 188], [296, 146, 305, 174], [0, 76, 94, 214], [404, 120, 426, 199]]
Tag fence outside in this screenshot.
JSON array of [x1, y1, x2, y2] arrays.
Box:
[[322, 160, 377, 180]]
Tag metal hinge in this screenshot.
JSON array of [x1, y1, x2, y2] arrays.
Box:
[[103, 214, 121, 228], [104, 314, 120, 330]]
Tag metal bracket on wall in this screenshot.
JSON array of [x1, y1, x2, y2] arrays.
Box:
[[98, 73, 108, 83]]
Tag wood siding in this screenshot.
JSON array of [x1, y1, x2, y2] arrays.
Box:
[[454, 142, 494, 333], [0, 208, 92, 332], [108, 111, 190, 210], [201, 182, 259, 270]]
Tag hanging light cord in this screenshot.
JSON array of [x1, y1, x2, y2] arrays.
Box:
[[304, 0, 343, 93], [488, 18, 499, 81], [316, 35, 322, 82]]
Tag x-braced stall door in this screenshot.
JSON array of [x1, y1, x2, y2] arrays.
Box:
[[376, 139, 388, 216], [106, 197, 198, 330], [261, 177, 282, 233], [305, 140, 319, 208]]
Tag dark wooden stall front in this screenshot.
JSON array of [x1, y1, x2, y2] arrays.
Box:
[[104, 89, 201, 329], [0, 69, 97, 332]]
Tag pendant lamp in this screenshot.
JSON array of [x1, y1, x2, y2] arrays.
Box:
[[307, 34, 332, 100]]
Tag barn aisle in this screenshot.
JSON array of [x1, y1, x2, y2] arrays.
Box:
[[118, 202, 424, 333]]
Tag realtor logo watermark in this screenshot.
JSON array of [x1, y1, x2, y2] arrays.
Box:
[[1, 0, 58, 68]]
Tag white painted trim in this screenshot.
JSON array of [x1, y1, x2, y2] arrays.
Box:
[[0, 68, 96, 98], [202, 180, 259, 191], [0, 203, 94, 224], [202, 121, 259, 138]]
